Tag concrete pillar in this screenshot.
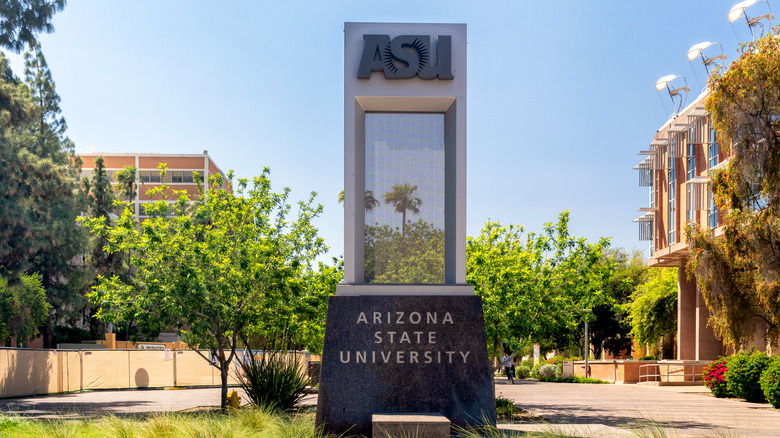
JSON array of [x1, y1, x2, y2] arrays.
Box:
[[677, 262, 697, 360], [695, 290, 723, 360]]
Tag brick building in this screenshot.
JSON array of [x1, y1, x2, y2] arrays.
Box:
[[633, 90, 730, 361], [77, 151, 227, 220]]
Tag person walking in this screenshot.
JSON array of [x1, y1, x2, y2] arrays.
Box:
[[500, 352, 514, 384]]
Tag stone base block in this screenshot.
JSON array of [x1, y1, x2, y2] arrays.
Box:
[[315, 295, 495, 436], [373, 413, 450, 438]]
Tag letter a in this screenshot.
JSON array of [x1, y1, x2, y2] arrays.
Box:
[[358, 35, 390, 79], [357, 312, 368, 324]]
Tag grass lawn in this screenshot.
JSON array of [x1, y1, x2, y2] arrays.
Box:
[[0, 408, 324, 438]]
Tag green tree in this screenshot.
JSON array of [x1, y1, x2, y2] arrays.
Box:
[[114, 165, 138, 203], [383, 183, 422, 234], [0, 47, 86, 347], [0, 54, 35, 275], [0, 0, 66, 53], [251, 257, 343, 354], [22, 41, 73, 162], [588, 248, 647, 359], [629, 268, 678, 358], [467, 212, 612, 364], [0, 273, 50, 346], [81, 167, 326, 411], [686, 27, 780, 348], [81, 156, 124, 339]]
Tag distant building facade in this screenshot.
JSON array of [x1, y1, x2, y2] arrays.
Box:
[[77, 151, 227, 220], [634, 90, 730, 361]]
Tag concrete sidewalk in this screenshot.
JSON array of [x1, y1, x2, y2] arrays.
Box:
[[495, 379, 780, 437], [1, 381, 779, 437], [0, 387, 318, 419]]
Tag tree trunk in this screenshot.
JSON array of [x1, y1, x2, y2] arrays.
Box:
[[490, 333, 499, 400], [220, 358, 229, 412], [42, 316, 53, 349]]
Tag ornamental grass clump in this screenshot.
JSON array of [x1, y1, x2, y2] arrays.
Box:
[[703, 357, 731, 398], [726, 350, 773, 403], [760, 357, 780, 408], [238, 347, 309, 412]]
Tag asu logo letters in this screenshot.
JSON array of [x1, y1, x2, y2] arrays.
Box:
[[357, 34, 453, 80]]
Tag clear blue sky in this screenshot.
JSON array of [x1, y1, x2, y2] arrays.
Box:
[[6, 1, 758, 263]]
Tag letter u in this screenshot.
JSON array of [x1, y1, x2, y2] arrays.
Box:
[[340, 351, 351, 363]]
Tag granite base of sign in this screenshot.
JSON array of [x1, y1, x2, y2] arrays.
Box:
[[372, 413, 450, 438], [315, 295, 495, 436]]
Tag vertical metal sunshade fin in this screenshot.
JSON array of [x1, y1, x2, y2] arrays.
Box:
[[667, 125, 689, 158], [633, 211, 655, 241], [634, 156, 654, 187], [686, 108, 708, 146]]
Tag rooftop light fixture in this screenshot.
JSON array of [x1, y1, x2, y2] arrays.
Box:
[[729, 0, 774, 40], [687, 42, 727, 75], [655, 75, 690, 117]]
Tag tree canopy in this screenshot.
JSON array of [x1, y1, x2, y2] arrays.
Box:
[[687, 27, 780, 349], [467, 211, 612, 361], [0, 0, 66, 53], [81, 167, 328, 410], [0, 45, 87, 347], [629, 267, 677, 354], [0, 273, 50, 346]]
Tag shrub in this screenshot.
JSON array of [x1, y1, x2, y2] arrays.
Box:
[[515, 365, 531, 380], [703, 357, 731, 398], [495, 396, 516, 419], [726, 350, 773, 403], [760, 357, 780, 408], [638, 355, 657, 361], [547, 356, 564, 365], [562, 376, 609, 384], [530, 363, 542, 380], [238, 350, 308, 411], [538, 364, 557, 381]]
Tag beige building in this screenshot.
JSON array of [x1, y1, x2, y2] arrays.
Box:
[[77, 151, 227, 220], [634, 90, 729, 361]]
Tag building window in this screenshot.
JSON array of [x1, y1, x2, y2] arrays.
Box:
[[167, 171, 196, 184], [140, 170, 161, 183], [669, 156, 676, 244], [708, 121, 719, 169], [687, 141, 696, 181], [708, 186, 718, 228], [364, 112, 445, 284]]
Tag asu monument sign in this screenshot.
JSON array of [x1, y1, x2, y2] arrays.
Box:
[[315, 23, 494, 436]]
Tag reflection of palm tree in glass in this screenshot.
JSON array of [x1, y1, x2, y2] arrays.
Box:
[[383, 183, 422, 235], [338, 190, 380, 212]]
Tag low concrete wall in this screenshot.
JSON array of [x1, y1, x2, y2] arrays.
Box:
[[0, 348, 274, 398], [568, 360, 708, 384], [570, 360, 657, 383]]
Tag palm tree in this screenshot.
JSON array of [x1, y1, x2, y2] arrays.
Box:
[[338, 190, 380, 212], [113, 165, 138, 203], [383, 183, 422, 234]]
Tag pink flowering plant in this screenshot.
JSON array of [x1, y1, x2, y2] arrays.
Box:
[[703, 358, 731, 398], [759, 358, 780, 408]]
